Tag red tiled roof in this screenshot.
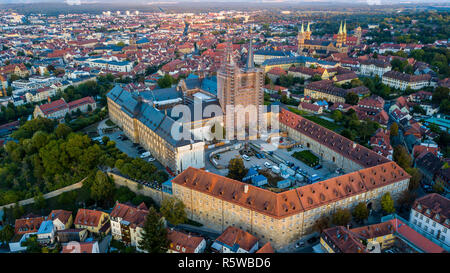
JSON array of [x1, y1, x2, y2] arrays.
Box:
[[39, 99, 68, 115], [110, 202, 148, 228], [215, 226, 258, 252], [74, 209, 104, 228], [49, 210, 72, 225], [167, 229, 205, 253], [256, 242, 275, 253], [15, 216, 45, 235]]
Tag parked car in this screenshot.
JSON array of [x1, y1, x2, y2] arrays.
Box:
[[148, 157, 155, 162], [264, 162, 271, 168], [307, 236, 318, 244], [140, 152, 151, 158], [242, 154, 250, 161], [296, 241, 305, 248], [313, 164, 322, 170]]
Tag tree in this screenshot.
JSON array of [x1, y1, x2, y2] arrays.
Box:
[[160, 197, 187, 226], [33, 192, 46, 210], [381, 192, 395, 215], [0, 224, 14, 246], [331, 110, 343, 122], [345, 92, 359, 105], [22, 235, 42, 253], [90, 171, 115, 205], [157, 74, 173, 88], [312, 216, 330, 233], [227, 157, 247, 181], [352, 202, 369, 223], [389, 122, 399, 137], [332, 208, 352, 226], [397, 191, 417, 212], [405, 167, 422, 191], [393, 145, 412, 169], [138, 207, 170, 253], [55, 123, 72, 139]]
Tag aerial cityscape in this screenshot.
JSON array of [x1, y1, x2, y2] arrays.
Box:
[[0, 0, 449, 260]]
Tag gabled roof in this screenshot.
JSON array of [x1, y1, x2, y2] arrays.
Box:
[[215, 226, 258, 252], [167, 229, 205, 253]]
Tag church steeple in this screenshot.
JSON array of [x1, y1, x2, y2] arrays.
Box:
[[343, 20, 347, 34], [300, 22, 304, 33], [338, 21, 343, 34], [306, 22, 310, 32], [246, 29, 254, 70]]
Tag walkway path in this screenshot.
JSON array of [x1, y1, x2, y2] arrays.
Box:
[[0, 178, 86, 211]]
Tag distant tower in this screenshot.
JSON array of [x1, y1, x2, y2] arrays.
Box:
[[297, 22, 305, 54], [336, 21, 344, 48], [343, 20, 347, 45], [355, 26, 362, 45], [305, 22, 312, 40]]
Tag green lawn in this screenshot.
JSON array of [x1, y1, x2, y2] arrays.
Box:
[[287, 107, 341, 132], [292, 150, 320, 167]]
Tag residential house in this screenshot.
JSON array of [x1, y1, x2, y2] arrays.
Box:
[[110, 202, 149, 251], [211, 226, 259, 253], [167, 228, 206, 253], [74, 209, 110, 235], [48, 210, 73, 231]]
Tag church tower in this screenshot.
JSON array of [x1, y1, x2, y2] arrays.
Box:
[[355, 26, 362, 45], [305, 22, 312, 40], [217, 39, 264, 132], [297, 22, 305, 54], [343, 20, 347, 45], [336, 21, 344, 48]]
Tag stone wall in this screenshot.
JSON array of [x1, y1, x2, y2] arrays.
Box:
[[107, 172, 171, 206]]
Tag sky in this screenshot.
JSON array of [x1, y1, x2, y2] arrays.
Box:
[[0, 0, 448, 3]]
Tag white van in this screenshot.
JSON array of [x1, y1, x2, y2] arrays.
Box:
[[140, 151, 151, 158]]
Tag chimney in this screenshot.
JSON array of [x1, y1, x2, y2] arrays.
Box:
[[244, 184, 249, 194], [353, 143, 356, 149], [48, 97, 51, 103]]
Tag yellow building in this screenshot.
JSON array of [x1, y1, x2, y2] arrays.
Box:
[[74, 209, 110, 235]]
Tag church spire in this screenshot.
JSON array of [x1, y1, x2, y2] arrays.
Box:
[[338, 21, 343, 34], [306, 21, 310, 32], [343, 20, 347, 34], [300, 22, 304, 33], [246, 29, 254, 70]]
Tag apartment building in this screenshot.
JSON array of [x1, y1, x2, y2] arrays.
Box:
[[409, 193, 449, 247], [359, 59, 392, 78], [303, 80, 347, 103], [110, 202, 148, 251], [382, 70, 431, 91], [33, 96, 97, 119]]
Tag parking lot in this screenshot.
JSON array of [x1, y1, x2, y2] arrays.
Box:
[[211, 138, 339, 185], [99, 129, 167, 172]]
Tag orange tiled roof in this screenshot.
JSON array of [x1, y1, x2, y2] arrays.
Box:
[[279, 108, 389, 168], [215, 226, 258, 252], [49, 210, 72, 225], [167, 229, 205, 253], [15, 216, 45, 235], [110, 202, 148, 228], [256, 242, 275, 253], [172, 161, 409, 218], [74, 209, 105, 228]]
